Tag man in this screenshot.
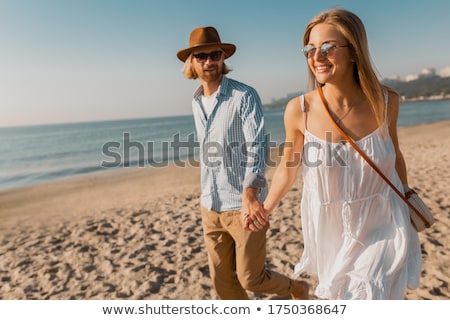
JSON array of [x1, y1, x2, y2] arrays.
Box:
[[177, 26, 308, 299]]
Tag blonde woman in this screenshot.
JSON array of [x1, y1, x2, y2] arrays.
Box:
[[262, 9, 422, 299]]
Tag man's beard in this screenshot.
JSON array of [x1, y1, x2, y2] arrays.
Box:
[[200, 66, 222, 82]]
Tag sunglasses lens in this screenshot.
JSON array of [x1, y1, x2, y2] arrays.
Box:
[[194, 51, 222, 62], [210, 51, 222, 61], [302, 45, 315, 58], [320, 43, 334, 56], [194, 53, 208, 61]]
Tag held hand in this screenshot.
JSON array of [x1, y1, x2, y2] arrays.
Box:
[[241, 209, 266, 232], [241, 187, 268, 232]]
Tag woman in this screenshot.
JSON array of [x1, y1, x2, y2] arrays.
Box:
[[262, 9, 422, 299]]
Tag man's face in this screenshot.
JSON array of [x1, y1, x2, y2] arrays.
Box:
[[191, 47, 224, 82]]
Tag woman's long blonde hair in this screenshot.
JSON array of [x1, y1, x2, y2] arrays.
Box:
[[303, 9, 387, 129]]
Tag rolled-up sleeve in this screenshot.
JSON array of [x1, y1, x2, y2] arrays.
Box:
[[240, 88, 267, 189], [243, 172, 266, 188]]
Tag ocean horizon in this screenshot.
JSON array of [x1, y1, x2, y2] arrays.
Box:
[[1, 99, 450, 192]]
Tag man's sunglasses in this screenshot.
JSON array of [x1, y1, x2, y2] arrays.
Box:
[[193, 51, 223, 63], [302, 43, 349, 59]]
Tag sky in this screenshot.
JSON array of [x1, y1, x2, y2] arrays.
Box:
[[1, 0, 450, 127]]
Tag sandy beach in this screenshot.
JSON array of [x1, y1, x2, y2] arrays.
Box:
[[1, 120, 449, 300]]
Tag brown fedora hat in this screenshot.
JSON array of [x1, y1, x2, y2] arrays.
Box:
[[177, 26, 236, 62]]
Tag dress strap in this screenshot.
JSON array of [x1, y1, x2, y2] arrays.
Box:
[[300, 95, 308, 130], [382, 89, 390, 134], [383, 90, 389, 121]]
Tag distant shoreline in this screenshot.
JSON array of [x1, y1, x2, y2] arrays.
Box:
[[263, 94, 450, 112], [401, 96, 450, 103]]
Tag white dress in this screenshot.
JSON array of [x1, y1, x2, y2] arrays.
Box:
[[293, 95, 422, 299]]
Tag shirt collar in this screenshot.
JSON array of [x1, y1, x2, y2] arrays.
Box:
[[193, 76, 230, 101]]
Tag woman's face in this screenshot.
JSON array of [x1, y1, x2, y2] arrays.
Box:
[[305, 23, 355, 86]]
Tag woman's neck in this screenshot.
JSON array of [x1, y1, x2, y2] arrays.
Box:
[[322, 83, 364, 109]]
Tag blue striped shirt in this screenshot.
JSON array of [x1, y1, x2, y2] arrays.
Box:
[[192, 76, 268, 212]]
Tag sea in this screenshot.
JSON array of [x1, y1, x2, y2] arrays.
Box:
[[1, 99, 450, 192]]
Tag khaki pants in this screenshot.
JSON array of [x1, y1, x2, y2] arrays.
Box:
[[201, 206, 293, 299]]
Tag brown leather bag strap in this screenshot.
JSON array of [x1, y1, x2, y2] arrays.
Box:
[[317, 86, 429, 227]]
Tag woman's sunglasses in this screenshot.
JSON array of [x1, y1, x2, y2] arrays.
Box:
[[302, 43, 349, 59]]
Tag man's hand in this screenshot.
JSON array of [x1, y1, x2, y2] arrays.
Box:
[[241, 187, 268, 232]]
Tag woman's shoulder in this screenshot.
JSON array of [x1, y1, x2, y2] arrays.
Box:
[[283, 91, 319, 133], [285, 90, 318, 112], [283, 95, 304, 126], [382, 86, 400, 124], [383, 86, 400, 104]]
